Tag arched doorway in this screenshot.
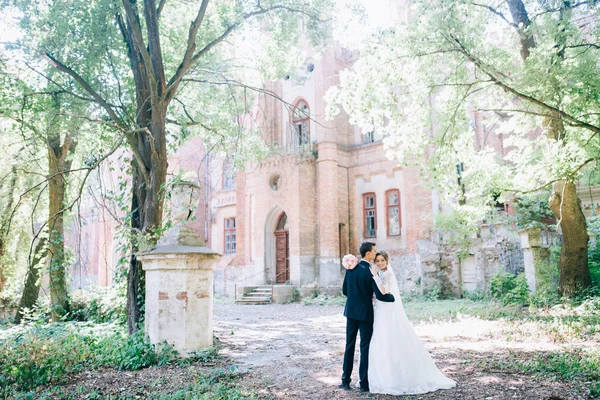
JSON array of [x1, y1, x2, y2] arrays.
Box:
[[274, 213, 289, 283]]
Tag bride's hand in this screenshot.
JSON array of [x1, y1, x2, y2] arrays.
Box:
[[369, 265, 379, 276]]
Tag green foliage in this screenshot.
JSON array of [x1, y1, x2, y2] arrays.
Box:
[[0, 322, 178, 396], [151, 369, 256, 400], [462, 289, 488, 302], [490, 272, 530, 305], [588, 214, 600, 289], [328, 0, 600, 242], [513, 192, 555, 229], [484, 349, 600, 397], [69, 286, 126, 324]]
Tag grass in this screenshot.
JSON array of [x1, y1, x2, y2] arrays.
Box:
[[480, 349, 600, 397]]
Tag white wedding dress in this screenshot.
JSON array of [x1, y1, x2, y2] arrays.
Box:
[[368, 268, 456, 395]]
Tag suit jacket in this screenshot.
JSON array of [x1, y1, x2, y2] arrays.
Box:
[[342, 259, 395, 321]]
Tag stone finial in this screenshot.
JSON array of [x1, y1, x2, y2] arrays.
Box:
[[157, 180, 204, 247]]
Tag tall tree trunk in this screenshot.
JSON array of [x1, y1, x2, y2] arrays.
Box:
[[47, 133, 76, 321], [506, 0, 591, 296], [126, 105, 168, 333], [15, 236, 47, 323], [48, 150, 69, 321], [549, 181, 591, 296], [0, 239, 6, 291], [0, 166, 18, 291]]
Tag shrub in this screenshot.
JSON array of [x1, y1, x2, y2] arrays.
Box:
[[68, 286, 126, 324], [490, 271, 529, 305], [587, 215, 600, 291], [0, 322, 178, 396]]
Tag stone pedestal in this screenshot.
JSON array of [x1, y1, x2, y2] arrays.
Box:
[[519, 227, 552, 293], [139, 245, 220, 355], [416, 240, 442, 295]]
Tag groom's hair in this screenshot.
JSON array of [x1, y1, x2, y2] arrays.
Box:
[[359, 241, 376, 258]]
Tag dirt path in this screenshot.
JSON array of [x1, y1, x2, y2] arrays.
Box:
[[214, 302, 587, 400]]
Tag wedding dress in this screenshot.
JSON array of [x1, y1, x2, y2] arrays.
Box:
[[368, 268, 456, 395]]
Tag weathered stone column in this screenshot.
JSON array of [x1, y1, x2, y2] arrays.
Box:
[[416, 240, 442, 295], [139, 246, 220, 355], [519, 227, 550, 293], [138, 181, 221, 355]]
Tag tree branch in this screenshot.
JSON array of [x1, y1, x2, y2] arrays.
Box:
[[157, 0, 166, 18], [450, 36, 600, 136], [166, 3, 321, 102], [471, 2, 517, 27], [43, 53, 126, 129]]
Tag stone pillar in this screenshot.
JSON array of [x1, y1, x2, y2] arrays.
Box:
[[519, 227, 549, 293], [139, 247, 220, 354], [416, 240, 442, 294], [137, 180, 221, 355], [315, 141, 340, 292]]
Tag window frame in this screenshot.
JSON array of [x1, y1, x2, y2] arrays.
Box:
[[362, 192, 377, 238], [385, 189, 401, 237], [224, 217, 236, 255], [292, 100, 310, 147]]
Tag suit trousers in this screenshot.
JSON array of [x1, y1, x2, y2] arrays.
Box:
[[341, 317, 373, 390]]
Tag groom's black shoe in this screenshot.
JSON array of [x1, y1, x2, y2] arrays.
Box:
[[360, 387, 370, 393], [338, 383, 351, 391]]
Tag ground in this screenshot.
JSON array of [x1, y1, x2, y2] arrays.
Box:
[[11, 298, 596, 399], [213, 300, 588, 400]]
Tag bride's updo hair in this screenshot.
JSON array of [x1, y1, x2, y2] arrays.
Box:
[[376, 250, 389, 263]]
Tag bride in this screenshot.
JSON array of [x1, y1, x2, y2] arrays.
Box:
[[368, 250, 456, 395]]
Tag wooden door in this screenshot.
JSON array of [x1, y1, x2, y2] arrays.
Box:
[[275, 231, 289, 283]]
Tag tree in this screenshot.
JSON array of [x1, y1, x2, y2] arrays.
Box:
[[4, 0, 331, 332], [329, 0, 599, 296]]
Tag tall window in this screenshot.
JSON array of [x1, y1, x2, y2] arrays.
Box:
[[223, 157, 236, 190], [224, 218, 236, 255], [292, 100, 310, 148], [363, 193, 376, 238], [386, 189, 401, 236]]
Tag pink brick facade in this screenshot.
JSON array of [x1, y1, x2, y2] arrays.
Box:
[[206, 45, 437, 297]]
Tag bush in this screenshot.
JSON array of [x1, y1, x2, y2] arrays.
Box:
[[587, 215, 600, 290], [490, 271, 529, 305], [462, 289, 488, 301], [68, 286, 126, 324], [0, 322, 178, 396]]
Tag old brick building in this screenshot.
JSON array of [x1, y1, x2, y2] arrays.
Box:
[[190, 44, 443, 298]]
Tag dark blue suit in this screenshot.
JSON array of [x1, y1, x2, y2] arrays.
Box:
[[341, 260, 395, 390]]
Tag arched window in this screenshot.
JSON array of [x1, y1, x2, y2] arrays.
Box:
[[292, 100, 310, 148]]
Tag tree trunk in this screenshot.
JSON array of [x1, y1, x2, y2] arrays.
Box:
[[15, 236, 47, 323], [549, 181, 591, 296], [126, 107, 168, 334], [0, 239, 6, 292], [48, 149, 70, 321], [47, 133, 76, 321], [0, 166, 18, 291]]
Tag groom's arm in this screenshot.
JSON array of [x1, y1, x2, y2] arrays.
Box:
[[342, 271, 348, 296], [372, 280, 395, 302]]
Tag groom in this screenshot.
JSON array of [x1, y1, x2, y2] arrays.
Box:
[[339, 241, 395, 392]]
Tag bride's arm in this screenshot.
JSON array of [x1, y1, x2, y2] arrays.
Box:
[[372, 274, 387, 295]]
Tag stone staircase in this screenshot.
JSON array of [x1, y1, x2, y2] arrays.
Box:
[[235, 285, 273, 305]]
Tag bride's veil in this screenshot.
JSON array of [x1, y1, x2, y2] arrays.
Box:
[[386, 265, 401, 299]]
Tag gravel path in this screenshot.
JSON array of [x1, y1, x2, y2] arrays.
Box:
[[214, 302, 587, 400]]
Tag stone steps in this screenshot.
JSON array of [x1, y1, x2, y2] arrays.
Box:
[[236, 286, 273, 305]]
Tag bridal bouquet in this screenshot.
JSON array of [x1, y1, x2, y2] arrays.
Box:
[[342, 254, 358, 270]]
